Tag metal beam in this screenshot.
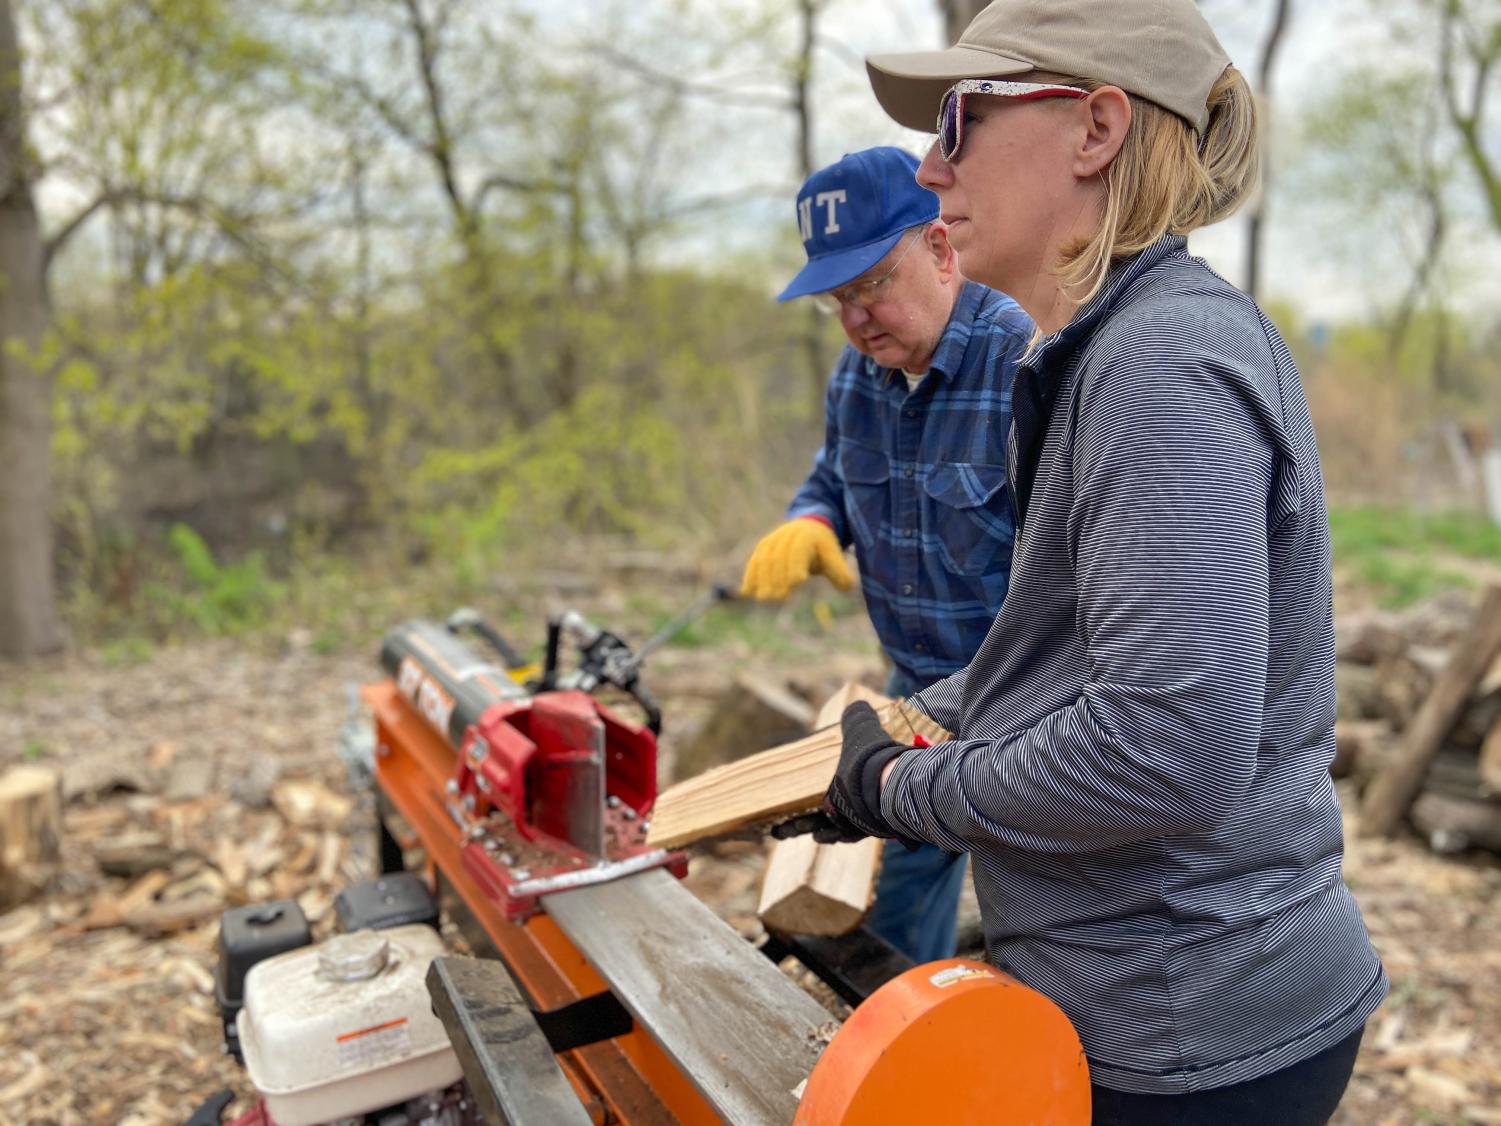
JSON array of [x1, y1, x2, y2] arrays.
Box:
[[546, 868, 834, 1126], [426, 956, 595, 1126], [761, 927, 913, 1009]]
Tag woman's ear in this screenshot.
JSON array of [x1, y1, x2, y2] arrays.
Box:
[[927, 223, 958, 283], [1074, 86, 1131, 179]]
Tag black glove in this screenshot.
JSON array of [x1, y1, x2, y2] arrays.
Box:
[[772, 700, 910, 844]]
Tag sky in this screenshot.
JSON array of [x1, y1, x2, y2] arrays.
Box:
[[29, 0, 1501, 327], [682, 0, 1501, 324]]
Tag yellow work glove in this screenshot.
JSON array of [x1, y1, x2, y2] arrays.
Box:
[[741, 518, 855, 601]]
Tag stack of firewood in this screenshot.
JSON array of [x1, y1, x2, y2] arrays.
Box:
[[1340, 585, 1501, 853]]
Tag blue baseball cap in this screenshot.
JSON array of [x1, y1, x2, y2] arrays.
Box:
[[776, 147, 940, 303]]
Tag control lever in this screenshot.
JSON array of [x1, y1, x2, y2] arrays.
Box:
[[541, 583, 734, 734], [445, 606, 529, 670]]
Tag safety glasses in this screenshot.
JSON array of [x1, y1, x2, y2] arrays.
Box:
[[811, 228, 924, 314], [937, 79, 1089, 162]]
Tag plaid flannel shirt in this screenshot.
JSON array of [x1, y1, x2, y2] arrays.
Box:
[[788, 281, 1033, 684]]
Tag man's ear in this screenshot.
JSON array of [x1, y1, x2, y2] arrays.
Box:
[[926, 222, 959, 283], [1074, 86, 1132, 179]]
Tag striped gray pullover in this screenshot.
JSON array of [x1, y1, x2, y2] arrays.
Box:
[[885, 236, 1386, 1095]]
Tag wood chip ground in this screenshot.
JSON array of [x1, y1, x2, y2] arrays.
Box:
[[1, 610, 1497, 1124]]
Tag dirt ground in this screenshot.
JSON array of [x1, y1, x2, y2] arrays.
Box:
[[1, 590, 1498, 1125]]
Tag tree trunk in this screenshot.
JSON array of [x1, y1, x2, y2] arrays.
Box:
[[1245, 0, 1294, 302], [0, 0, 62, 660], [793, 0, 828, 416]]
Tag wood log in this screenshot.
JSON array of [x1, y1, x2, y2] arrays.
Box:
[[1410, 791, 1501, 854], [1361, 585, 1501, 837], [1453, 684, 1501, 749], [0, 765, 63, 910], [757, 682, 887, 937], [1335, 662, 1386, 722], [1335, 612, 1408, 666], [647, 695, 949, 850], [1372, 652, 1433, 730], [673, 674, 815, 781], [1332, 720, 1392, 780], [1351, 741, 1491, 804], [92, 833, 179, 879], [1480, 719, 1501, 796]]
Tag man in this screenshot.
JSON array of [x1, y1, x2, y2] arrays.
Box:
[[741, 147, 1032, 963]]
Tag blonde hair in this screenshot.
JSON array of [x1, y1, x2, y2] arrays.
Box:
[[1057, 66, 1261, 306]]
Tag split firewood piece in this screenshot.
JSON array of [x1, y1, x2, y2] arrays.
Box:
[[212, 837, 249, 891], [116, 869, 173, 916], [123, 894, 225, 936], [315, 831, 344, 885], [648, 691, 949, 850], [0, 765, 64, 911], [808, 682, 891, 731], [757, 682, 889, 937], [1362, 584, 1501, 838], [272, 778, 354, 828], [758, 831, 884, 937]]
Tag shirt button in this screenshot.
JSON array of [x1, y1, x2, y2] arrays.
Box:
[[904, 528, 915, 538], [905, 409, 917, 418], [904, 468, 914, 478], [902, 584, 914, 595], [915, 642, 927, 653]]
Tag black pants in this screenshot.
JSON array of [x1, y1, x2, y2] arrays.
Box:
[[1091, 1026, 1365, 1126]]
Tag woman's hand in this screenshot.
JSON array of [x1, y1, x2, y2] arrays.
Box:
[[813, 701, 912, 842]]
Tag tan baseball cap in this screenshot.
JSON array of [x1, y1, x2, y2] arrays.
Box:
[[867, 0, 1232, 134]]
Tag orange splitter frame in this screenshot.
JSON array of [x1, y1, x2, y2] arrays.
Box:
[[369, 618, 1092, 1124]]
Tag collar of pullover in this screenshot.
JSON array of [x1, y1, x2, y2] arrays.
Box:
[[1025, 234, 1188, 378]]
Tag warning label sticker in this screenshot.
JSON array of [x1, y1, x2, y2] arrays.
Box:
[[929, 965, 993, 989], [336, 1017, 411, 1070], [396, 657, 456, 736]]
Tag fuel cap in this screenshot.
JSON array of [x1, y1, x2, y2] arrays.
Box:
[[317, 931, 391, 982]]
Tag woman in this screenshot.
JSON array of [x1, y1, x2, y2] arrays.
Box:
[[816, 1, 1387, 1122]]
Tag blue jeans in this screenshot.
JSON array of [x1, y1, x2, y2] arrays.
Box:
[[864, 667, 969, 964]]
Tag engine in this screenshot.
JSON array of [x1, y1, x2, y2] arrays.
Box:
[[211, 875, 477, 1126]]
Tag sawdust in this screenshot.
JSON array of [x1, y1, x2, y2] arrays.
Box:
[[0, 608, 1498, 1124]]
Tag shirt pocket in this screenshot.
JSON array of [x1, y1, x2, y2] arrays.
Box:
[[838, 440, 890, 549], [922, 462, 1014, 576]]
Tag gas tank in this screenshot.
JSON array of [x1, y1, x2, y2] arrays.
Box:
[[237, 924, 462, 1126]]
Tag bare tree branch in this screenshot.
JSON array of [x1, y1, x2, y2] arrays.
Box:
[[42, 184, 311, 291], [586, 45, 796, 111], [473, 171, 558, 211], [42, 193, 111, 272], [400, 0, 475, 241], [1437, 0, 1500, 231]]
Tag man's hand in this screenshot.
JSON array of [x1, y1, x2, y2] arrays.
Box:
[[740, 518, 854, 601], [772, 700, 912, 844]]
